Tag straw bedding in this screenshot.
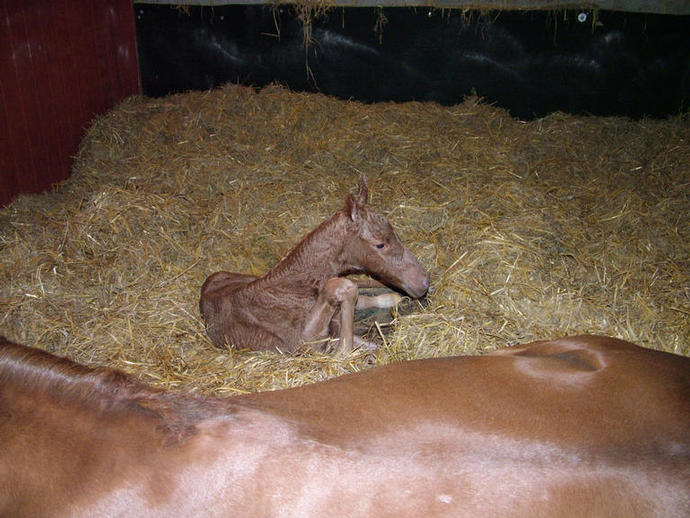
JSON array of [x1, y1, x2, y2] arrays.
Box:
[[1, 83, 688, 394]]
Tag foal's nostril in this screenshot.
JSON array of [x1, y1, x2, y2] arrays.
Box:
[[405, 271, 430, 299], [419, 276, 431, 296], [422, 273, 430, 291]]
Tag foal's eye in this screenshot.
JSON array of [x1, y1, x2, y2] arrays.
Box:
[[376, 243, 385, 249]]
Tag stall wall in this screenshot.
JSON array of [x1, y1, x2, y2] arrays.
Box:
[[0, 0, 140, 207], [135, 5, 690, 121]]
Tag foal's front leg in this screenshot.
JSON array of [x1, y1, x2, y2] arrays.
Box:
[[302, 278, 358, 355], [350, 277, 403, 310], [356, 292, 403, 310]]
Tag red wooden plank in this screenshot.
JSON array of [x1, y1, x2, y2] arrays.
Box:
[[0, 4, 21, 205], [52, 0, 96, 177], [92, 0, 140, 107], [0, 78, 19, 206], [17, 2, 61, 192], [41, 0, 73, 178], [0, 2, 40, 201]]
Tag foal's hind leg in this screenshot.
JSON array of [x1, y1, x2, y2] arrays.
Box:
[[200, 272, 259, 347], [302, 278, 358, 355]]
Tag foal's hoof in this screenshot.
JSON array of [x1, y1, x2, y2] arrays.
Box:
[[355, 336, 378, 351], [393, 295, 428, 317]]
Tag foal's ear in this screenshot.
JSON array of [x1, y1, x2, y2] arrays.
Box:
[[357, 173, 369, 206], [346, 193, 359, 221], [346, 173, 368, 221]]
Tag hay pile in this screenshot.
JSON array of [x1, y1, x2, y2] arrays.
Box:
[[1, 83, 688, 394]]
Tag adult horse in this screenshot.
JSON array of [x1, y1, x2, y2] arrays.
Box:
[[1, 334, 688, 516]]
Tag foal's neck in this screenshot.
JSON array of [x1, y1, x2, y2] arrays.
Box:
[[263, 211, 352, 284]]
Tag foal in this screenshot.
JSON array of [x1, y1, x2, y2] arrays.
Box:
[[200, 175, 430, 353]]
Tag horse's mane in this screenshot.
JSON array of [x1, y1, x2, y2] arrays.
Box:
[[0, 337, 229, 443]]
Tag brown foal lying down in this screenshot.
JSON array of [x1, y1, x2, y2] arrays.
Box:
[[1, 334, 688, 517], [200, 174, 430, 353]]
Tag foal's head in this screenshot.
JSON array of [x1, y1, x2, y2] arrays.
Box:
[[342, 175, 430, 299]]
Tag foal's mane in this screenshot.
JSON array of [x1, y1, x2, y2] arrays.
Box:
[[0, 337, 228, 443], [262, 207, 353, 283]]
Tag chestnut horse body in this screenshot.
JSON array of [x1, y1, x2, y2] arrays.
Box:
[[200, 175, 430, 353], [1, 335, 689, 517]]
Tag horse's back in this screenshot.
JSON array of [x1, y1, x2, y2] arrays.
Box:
[[200, 271, 258, 298], [234, 335, 690, 516], [241, 334, 690, 452]]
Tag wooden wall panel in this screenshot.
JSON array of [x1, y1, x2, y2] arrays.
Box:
[[0, 0, 140, 207]]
